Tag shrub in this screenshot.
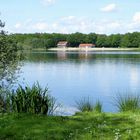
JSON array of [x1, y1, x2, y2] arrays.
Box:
[[75, 97, 94, 112], [94, 101, 102, 113], [114, 94, 140, 112], [75, 97, 103, 113], [0, 83, 58, 115], [0, 93, 5, 112]]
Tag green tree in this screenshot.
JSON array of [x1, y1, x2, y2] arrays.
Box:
[[96, 34, 107, 47], [129, 32, 140, 48], [111, 34, 121, 48], [67, 32, 85, 47], [0, 19, 22, 89], [45, 39, 56, 48], [8, 32, 140, 49], [85, 33, 97, 44], [120, 34, 130, 48]]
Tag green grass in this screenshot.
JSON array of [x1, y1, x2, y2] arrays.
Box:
[[75, 97, 94, 112], [0, 83, 58, 115], [94, 101, 102, 113], [114, 94, 140, 112], [75, 98, 102, 113], [1, 112, 140, 140]]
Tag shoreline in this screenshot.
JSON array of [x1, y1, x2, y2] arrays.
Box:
[[48, 47, 140, 51]]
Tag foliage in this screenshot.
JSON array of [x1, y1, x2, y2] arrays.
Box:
[[1, 112, 140, 140], [0, 83, 58, 115], [67, 32, 86, 47], [114, 94, 140, 112], [75, 97, 102, 113], [96, 34, 107, 47], [75, 97, 94, 112], [45, 38, 56, 48], [11, 32, 140, 49], [0, 19, 22, 89], [94, 101, 102, 113]]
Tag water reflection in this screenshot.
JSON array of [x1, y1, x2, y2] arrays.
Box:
[[129, 68, 139, 90], [20, 51, 140, 114], [57, 51, 67, 60]]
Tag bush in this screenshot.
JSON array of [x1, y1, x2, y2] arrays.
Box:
[[75, 97, 94, 112], [114, 94, 140, 112], [94, 101, 102, 113], [0, 83, 58, 115], [75, 97, 102, 113]]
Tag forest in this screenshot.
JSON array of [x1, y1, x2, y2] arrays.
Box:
[[9, 32, 140, 50]]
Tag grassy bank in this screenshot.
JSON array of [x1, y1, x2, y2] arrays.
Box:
[[1, 84, 140, 139], [0, 112, 140, 140]]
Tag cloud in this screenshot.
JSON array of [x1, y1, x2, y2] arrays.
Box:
[[14, 23, 21, 29], [10, 18, 124, 34], [41, 0, 55, 6], [101, 3, 117, 12], [33, 22, 48, 30], [133, 12, 140, 23], [127, 12, 140, 32], [9, 12, 140, 34], [50, 16, 123, 34]]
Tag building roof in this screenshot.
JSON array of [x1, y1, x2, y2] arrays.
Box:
[[57, 41, 68, 45], [79, 44, 95, 47]]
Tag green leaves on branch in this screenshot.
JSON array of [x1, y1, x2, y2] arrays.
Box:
[[0, 19, 23, 88]]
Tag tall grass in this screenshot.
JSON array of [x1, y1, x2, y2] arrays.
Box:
[[0, 93, 5, 112], [114, 94, 140, 112], [0, 83, 58, 115], [94, 101, 102, 113], [75, 97, 102, 113], [75, 97, 94, 112]]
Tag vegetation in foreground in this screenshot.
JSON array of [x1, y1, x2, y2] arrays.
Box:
[[1, 91, 140, 140], [0, 83, 58, 115], [1, 83, 140, 139], [114, 94, 140, 112], [75, 97, 102, 113], [1, 112, 140, 140]]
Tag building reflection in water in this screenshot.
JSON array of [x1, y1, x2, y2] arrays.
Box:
[[57, 51, 67, 60], [78, 51, 93, 59]]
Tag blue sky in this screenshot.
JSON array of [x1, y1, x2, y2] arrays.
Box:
[[1, 0, 140, 34]]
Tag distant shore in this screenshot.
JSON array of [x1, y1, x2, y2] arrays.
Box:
[[48, 47, 140, 51]]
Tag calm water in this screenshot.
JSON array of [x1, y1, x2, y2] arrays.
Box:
[[19, 51, 140, 115]]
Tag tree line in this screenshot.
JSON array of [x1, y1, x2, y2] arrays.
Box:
[[10, 32, 140, 49]]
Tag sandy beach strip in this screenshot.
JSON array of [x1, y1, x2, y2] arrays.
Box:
[[48, 47, 139, 51]]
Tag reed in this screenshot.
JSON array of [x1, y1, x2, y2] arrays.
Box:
[[75, 97, 94, 112], [114, 94, 140, 112], [0, 83, 58, 115], [94, 100, 102, 113]]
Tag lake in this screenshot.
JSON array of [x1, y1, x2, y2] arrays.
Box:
[[19, 51, 140, 115]]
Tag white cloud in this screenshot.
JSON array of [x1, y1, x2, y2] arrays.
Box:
[[127, 12, 140, 32], [41, 0, 55, 6], [10, 18, 124, 34], [33, 22, 48, 30], [9, 12, 140, 34], [14, 23, 21, 29], [101, 3, 117, 12], [133, 12, 140, 23], [52, 16, 123, 34]]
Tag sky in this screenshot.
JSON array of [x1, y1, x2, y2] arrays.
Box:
[[0, 0, 140, 34]]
